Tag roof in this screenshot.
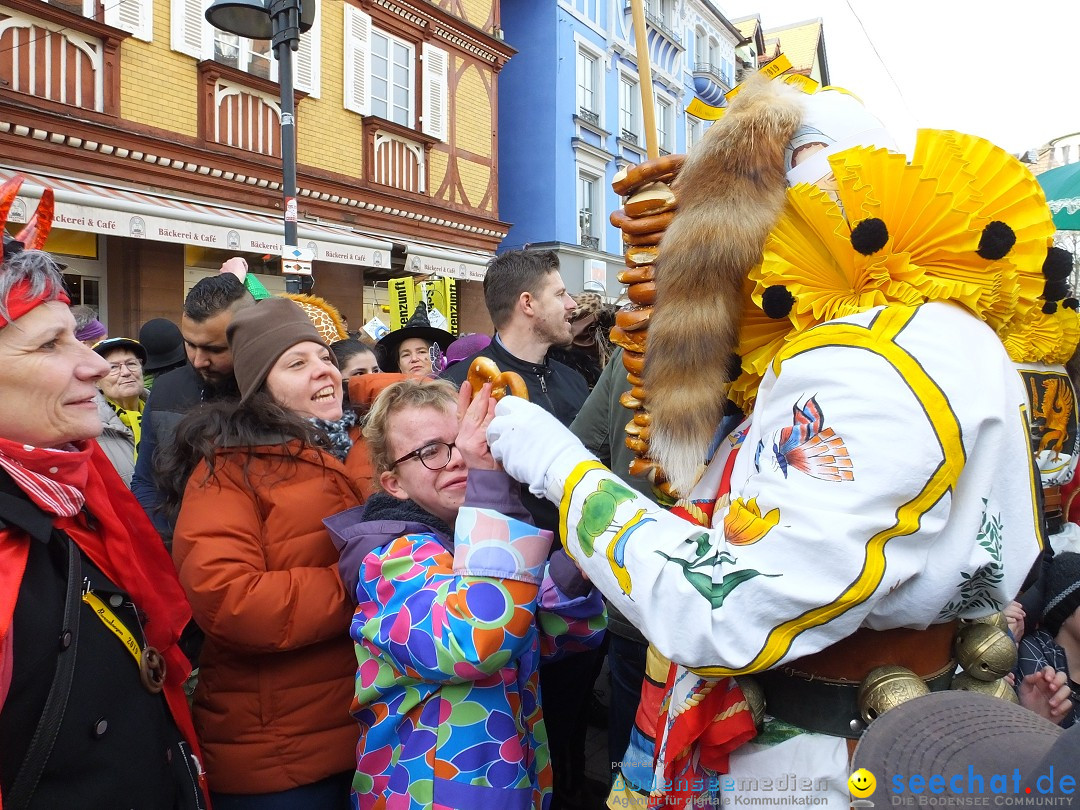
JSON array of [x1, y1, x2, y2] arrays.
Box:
[[732, 15, 760, 40], [763, 18, 826, 81]]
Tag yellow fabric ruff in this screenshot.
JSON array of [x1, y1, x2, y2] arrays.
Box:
[[729, 129, 1066, 412]]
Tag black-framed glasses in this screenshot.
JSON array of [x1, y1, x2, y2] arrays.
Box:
[[391, 441, 457, 471]]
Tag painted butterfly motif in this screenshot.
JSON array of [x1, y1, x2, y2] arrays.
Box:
[[770, 396, 854, 481]]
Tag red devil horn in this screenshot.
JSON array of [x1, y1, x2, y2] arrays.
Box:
[[15, 187, 54, 250], [0, 174, 26, 232]]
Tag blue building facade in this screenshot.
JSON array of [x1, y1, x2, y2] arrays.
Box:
[[498, 0, 743, 296]]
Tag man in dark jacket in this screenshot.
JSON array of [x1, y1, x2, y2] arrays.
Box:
[[131, 273, 254, 542], [442, 249, 598, 809], [442, 249, 589, 426]]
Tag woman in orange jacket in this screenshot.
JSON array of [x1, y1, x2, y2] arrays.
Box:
[[161, 297, 370, 809]]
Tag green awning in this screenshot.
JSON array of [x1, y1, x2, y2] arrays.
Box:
[[1037, 162, 1080, 231]]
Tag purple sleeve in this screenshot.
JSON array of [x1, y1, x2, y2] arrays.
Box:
[[464, 468, 532, 523]]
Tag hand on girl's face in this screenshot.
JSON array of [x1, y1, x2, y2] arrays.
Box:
[[455, 381, 498, 471]]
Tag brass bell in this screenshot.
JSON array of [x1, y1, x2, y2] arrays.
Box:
[[951, 672, 1020, 704], [735, 676, 765, 729], [955, 623, 1017, 681], [967, 612, 1010, 633], [857, 665, 930, 725]]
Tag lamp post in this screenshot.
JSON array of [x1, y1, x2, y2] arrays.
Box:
[[205, 0, 314, 292]]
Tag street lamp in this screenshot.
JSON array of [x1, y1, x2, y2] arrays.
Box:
[[205, 0, 315, 292]]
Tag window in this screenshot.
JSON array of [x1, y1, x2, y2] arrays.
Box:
[[695, 28, 707, 66], [687, 115, 702, 151], [577, 49, 597, 116], [42, 0, 153, 40], [619, 76, 638, 142], [343, 5, 447, 140], [578, 173, 600, 250], [214, 33, 272, 80], [656, 97, 672, 153], [371, 30, 413, 127], [709, 39, 720, 71], [172, 0, 320, 95]]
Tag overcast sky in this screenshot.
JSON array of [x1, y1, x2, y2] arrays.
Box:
[[717, 0, 1080, 155]]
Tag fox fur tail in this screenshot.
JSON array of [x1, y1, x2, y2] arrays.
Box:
[[644, 73, 804, 496]]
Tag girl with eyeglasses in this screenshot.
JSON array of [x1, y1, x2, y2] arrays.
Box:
[[324, 378, 606, 810]]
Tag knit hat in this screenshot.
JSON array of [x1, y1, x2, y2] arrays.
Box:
[[137, 318, 186, 373], [227, 296, 334, 404], [373, 302, 456, 374], [74, 317, 107, 343], [1042, 551, 1080, 636]]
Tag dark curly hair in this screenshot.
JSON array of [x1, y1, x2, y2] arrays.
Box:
[[155, 390, 337, 522]]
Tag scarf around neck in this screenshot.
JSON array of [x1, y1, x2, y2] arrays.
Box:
[[310, 409, 358, 462]]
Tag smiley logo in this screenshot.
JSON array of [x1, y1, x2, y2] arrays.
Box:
[[848, 768, 876, 798]]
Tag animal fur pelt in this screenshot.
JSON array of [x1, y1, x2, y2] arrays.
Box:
[[644, 72, 804, 496]]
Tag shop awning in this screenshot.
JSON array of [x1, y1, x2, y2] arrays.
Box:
[[0, 165, 393, 268], [404, 239, 491, 281]]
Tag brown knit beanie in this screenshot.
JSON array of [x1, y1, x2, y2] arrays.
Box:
[[227, 296, 334, 404]]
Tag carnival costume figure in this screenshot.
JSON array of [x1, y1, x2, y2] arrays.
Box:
[[484, 70, 1080, 808]]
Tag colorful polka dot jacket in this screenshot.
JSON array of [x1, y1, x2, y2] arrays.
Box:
[[328, 470, 607, 809]]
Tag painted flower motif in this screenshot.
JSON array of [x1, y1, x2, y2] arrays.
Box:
[[723, 497, 780, 546]]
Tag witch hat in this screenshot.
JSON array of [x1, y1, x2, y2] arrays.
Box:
[[374, 301, 456, 373]]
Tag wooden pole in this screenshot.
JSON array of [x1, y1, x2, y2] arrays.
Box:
[[628, 0, 659, 160]]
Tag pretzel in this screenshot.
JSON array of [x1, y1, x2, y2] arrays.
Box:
[[466, 357, 529, 401], [609, 209, 676, 236], [612, 154, 686, 195]]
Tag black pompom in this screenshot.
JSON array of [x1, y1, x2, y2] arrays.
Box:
[[977, 221, 1016, 260], [850, 218, 889, 255], [761, 285, 795, 319], [1043, 301, 1059, 315], [1064, 298, 1079, 311], [1044, 279, 1070, 301], [1043, 247, 1074, 281]]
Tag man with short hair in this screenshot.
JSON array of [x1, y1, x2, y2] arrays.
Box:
[[131, 273, 255, 541], [443, 249, 588, 425]]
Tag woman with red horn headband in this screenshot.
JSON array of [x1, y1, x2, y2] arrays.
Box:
[[0, 175, 208, 809]]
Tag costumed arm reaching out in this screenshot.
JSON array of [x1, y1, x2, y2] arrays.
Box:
[[489, 303, 1043, 674]]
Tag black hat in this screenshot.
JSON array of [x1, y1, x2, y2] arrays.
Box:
[[374, 302, 456, 374], [92, 336, 147, 365], [138, 318, 186, 374], [1042, 551, 1080, 636]]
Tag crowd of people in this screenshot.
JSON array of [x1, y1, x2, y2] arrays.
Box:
[[3, 67, 1080, 810]]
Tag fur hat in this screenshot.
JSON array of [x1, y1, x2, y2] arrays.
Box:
[[374, 302, 456, 374], [227, 297, 334, 404], [1043, 552, 1080, 636]]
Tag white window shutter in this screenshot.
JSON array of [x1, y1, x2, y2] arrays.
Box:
[[106, 0, 152, 40], [421, 42, 447, 141], [294, 2, 320, 97], [171, 0, 208, 58], [343, 4, 370, 115]]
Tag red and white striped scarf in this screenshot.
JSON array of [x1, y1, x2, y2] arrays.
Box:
[[0, 436, 90, 517]]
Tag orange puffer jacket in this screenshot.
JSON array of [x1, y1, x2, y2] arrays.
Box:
[[172, 435, 367, 794]]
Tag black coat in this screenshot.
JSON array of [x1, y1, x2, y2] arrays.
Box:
[[441, 337, 590, 428], [0, 525, 203, 809]]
